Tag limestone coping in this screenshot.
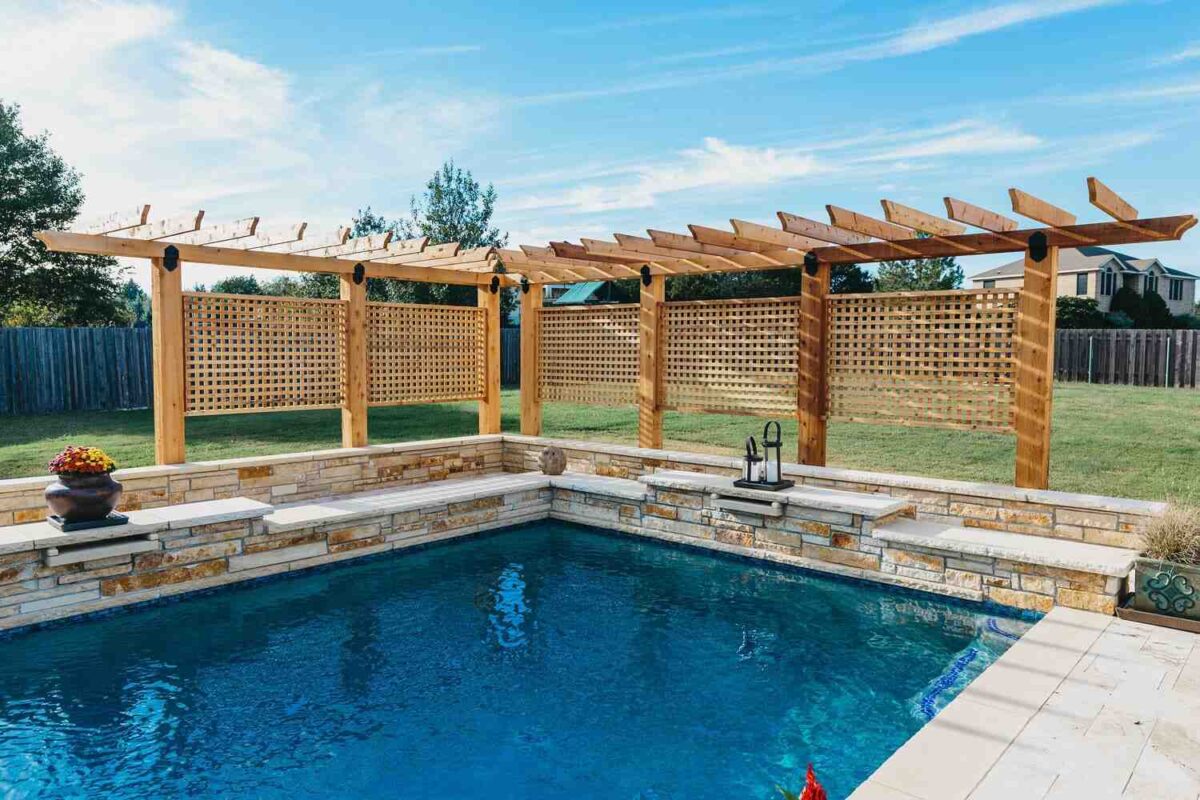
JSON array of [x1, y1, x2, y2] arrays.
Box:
[[876, 518, 1139, 577], [0, 497, 271, 555], [640, 470, 912, 519], [507, 435, 1169, 517]]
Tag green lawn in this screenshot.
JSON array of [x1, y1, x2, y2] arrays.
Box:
[[0, 383, 1196, 504]]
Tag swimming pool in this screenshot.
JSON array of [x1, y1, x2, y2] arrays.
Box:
[[0, 521, 1032, 799]]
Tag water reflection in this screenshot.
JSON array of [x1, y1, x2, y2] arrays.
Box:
[[488, 563, 530, 649]]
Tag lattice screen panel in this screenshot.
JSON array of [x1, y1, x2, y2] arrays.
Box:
[[664, 298, 801, 416], [184, 293, 346, 415], [538, 305, 639, 405], [367, 302, 485, 406], [826, 290, 1019, 431]]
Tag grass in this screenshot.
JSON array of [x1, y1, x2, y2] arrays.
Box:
[[0, 383, 1195, 504]]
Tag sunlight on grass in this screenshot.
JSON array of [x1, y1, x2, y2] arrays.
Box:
[[0, 384, 1195, 504]]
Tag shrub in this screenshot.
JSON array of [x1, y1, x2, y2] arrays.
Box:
[[1106, 311, 1134, 329], [1110, 286, 1142, 320], [1142, 507, 1200, 566], [1172, 313, 1200, 330], [1056, 297, 1108, 329], [1141, 290, 1174, 328]]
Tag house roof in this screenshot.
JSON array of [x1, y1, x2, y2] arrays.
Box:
[[969, 246, 1197, 281], [551, 281, 606, 305]]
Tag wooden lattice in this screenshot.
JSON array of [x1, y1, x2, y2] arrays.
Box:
[[538, 304, 639, 405], [367, 302, 485, 405], [183, 292, 346, 415], [663, 298, 801, 416], [826, 289, 1019, 431]]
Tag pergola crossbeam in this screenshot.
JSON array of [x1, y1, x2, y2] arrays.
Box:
[[82, 205, 151, 235], [231, 223, 308, 250], [166, 217, 260, 246], [1087, 176, 1137, 222], [122, 210, 206, 240]]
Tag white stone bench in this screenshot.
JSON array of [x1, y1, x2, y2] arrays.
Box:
[[0, 497, 272, 561], [263, 471, 647, 534], [875, 518, 1138, 578], [639, 470, 911, 519]]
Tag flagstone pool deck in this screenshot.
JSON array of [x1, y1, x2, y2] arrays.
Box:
[[851, 607, 1200, 800]]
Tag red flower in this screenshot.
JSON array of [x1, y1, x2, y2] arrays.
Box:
[[799, 765, 827, 800]]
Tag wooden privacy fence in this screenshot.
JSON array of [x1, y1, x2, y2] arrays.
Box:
[[0, 327, 152, 415], [1055, 329, 1200, 388]]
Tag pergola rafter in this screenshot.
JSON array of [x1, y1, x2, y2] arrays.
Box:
[[36, 178, 1196, 492]]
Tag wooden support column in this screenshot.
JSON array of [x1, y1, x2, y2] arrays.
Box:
[[1014, 236, 1059, 489], [638, 273, 665, 449], [150, 251, 185, 464], [797, 257, 829, 466], [340, 269, 368, 448], [478, 283, 502, 434], [519, 284, 543, 435]]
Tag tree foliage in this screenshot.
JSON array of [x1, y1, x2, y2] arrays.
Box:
[[1055, 297, 1108, 329], [874, 251, 963, 292], [0, 101, 128, 326], [209, 275, 265, 296]]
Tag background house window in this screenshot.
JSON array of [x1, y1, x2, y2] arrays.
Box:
[[1100, 270, 1115, 296], [1075, 273, 1088, 295], [1170, 279, 1183, 301], [982, 279, 995, 288], [1146, 274, 1159, 294]]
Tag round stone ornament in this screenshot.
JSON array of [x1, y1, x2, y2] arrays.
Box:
[[538, 446, 567, 475]]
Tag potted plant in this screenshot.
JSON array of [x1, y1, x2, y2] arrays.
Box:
[[1131, 506, 1200, 623], [44, 446, 126, 531]]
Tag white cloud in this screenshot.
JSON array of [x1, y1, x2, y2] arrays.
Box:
[[503, 120, 1042, 216], [1067, 77, 1200, 104], [518, 0, 1123, 105], [1155, 42, 1200, 66], [0, 0, 499, 288], [505, 137, 821, 214]]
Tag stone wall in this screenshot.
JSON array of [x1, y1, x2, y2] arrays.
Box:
[[0, 483, 547, 632], [0, 436, 504, 527], [504, 435, 1162, 550]]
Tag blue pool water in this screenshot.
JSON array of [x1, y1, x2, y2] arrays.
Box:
[[0, 522, 1033, 800]]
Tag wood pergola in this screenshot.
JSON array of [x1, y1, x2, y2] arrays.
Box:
[[37, 177, 1195, 490]]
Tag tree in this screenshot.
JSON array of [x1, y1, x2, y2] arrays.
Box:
[[209, 275, 263, 295], [830, 264, 874, 294], [874, 251, 963, 292], [1056, 297, 1108, 329], [1140, 290, 1174, 328], [121, 279, 150, 327], [0, 101, 128, 325], [339, 163, 514, 317]]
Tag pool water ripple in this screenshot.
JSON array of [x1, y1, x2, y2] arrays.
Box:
[[0, 522, 1032, 799]]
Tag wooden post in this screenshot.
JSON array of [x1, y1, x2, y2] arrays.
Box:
[[519, 284, 542, 435], [478, 283, 502, 434], [638, 273, 665, 449], [1014, 239, 1059, 489], [797, 258, 829, 465], [150, 253, 185, 464], [340, 271, 368, 448]]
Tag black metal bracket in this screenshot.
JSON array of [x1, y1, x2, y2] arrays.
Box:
[[803, 251, 819, 277], [1028, 231, 1049, 263], [521, 277, 530, 294], [162, 245, 179, 272], [490, 275, 500, 294], [494, 263, 507, 274], [353, 263, 365, 285], [640, 265, 652, 286]]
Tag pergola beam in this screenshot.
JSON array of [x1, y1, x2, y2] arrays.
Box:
[[943, 197, 1019, 232], [776, 212, 872, 246], [232, 222, 307, 250], [36, 231, 489, 285], [166, 217, 260, 246], [268, 227, 352, 253], [880, 200, 965, 237], [124, 210, 206, 240], [1009, 188, 1076, 227], [1087, 176, 1137, 221], [82, 205, 151, 235]]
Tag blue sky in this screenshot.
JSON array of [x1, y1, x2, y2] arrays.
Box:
[[3, 0, 1200, 288]]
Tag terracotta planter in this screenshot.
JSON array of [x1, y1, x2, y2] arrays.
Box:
[[44, 472, 123, 524], [1131, 557, 1200, 621]]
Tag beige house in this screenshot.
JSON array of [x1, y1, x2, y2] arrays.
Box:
[[969, 246, 1197, 315]]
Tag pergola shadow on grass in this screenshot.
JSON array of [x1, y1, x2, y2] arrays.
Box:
[[38, 177, 1195, 490]]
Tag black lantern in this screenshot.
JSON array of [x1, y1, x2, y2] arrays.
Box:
[[734, 421, 794, 491]]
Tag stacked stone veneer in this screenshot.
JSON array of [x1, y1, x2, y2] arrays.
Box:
[[0, 436, 504, 527], [0, 485, 549, 632], [0, 434, 1164, 630], [502, 435, 1161, 551]]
